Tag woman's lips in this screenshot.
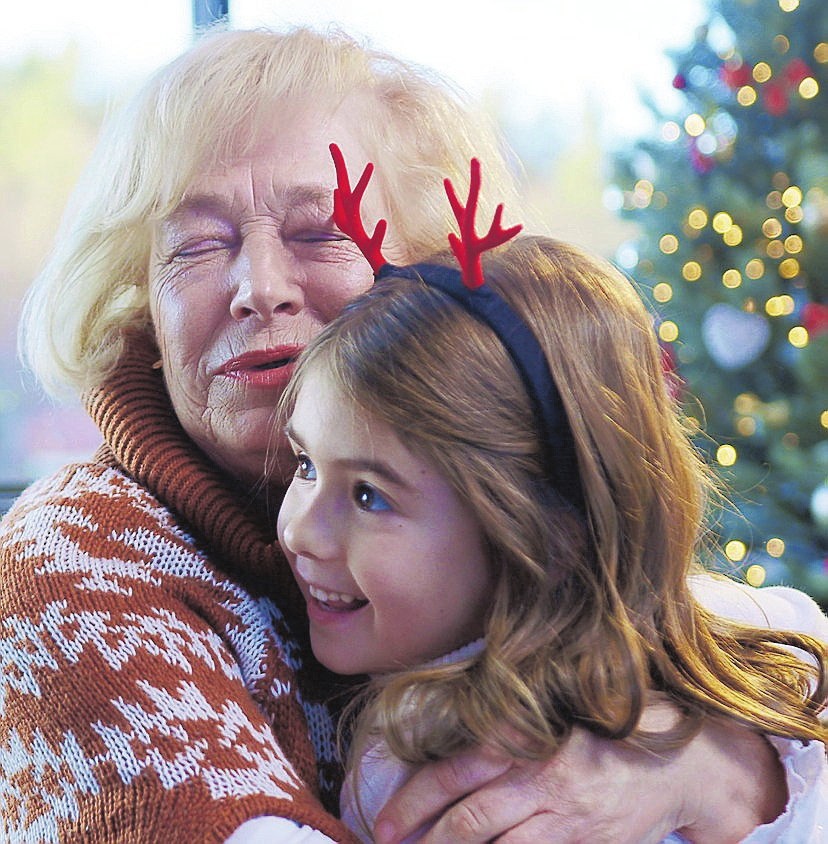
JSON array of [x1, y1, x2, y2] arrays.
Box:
[[214, 346, 303, 388]]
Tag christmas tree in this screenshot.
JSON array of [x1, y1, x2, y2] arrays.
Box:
[[612, 0, 828, 605]]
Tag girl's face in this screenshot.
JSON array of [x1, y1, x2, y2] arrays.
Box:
[[277, 369, 493, 676]]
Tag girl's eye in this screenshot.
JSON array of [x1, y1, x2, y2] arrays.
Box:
[[295, 453, 316, 481], [353, 483, 391, 512]]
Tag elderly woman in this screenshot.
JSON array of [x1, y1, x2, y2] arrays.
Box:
[[0, 27, 821, 844]]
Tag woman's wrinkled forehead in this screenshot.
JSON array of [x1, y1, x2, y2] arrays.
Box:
[[156, 94, 375, 217]]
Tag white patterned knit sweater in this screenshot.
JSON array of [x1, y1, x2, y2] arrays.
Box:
[[0, 331, 359, 843]]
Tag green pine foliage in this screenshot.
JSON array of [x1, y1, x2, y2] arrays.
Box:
[[612, 0, 828, 604]]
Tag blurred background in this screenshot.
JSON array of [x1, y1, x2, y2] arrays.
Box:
[[2, 0, 827, 602]]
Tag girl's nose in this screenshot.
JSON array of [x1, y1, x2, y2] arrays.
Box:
[[278, 482, 340, 564]]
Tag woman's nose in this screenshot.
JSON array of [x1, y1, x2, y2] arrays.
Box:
[[229, 235, 305, 321]]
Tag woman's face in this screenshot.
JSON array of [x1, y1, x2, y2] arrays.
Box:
[[148, 100, 389, 486], [278, 370, 493, 676]]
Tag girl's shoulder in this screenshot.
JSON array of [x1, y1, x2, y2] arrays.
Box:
[[689, 572, 828, 642]]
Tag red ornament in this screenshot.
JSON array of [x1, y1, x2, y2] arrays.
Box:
[[763, 81, 788, 116], [720, 60, 753, 89], [673, 74, 688, 90], [783, 58, 812, 87], [801, 302, 828, 337]]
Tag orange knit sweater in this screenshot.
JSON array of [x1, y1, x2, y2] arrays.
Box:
[[0, 331, 358, 843]]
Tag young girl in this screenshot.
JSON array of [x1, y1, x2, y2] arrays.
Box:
[[276, 150, 828, 842]]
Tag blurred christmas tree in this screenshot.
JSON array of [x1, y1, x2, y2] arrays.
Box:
[[612, 0, 828, 605]]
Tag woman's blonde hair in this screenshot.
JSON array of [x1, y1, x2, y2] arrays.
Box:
[[21, 26, 523, 395], [280, 236, 826, 780]]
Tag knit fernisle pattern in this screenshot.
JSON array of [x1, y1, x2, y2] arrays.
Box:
[[0, 331, 358, 843]]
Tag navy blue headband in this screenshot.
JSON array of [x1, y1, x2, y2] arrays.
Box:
[[376, 262, 584, 513]]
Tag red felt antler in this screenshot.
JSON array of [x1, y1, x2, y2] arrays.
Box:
[[330, 143, 388, 273], [444, 158, 522, 289]]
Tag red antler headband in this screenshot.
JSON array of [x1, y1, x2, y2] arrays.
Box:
[[329, 143, 583, 511]]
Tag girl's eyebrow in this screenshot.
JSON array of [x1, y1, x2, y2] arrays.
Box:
[[284, 421, 414, 492]]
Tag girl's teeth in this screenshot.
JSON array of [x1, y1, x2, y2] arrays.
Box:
[[309, 584, 361, 604]]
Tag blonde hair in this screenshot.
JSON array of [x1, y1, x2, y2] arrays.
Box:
[[21, 26, 523, 395], [281, 236, 826, 780]]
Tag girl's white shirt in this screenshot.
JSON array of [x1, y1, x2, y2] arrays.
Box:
[[225, 576, 828, 843]]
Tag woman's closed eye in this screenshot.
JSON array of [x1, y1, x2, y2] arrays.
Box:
[[353, 482, 391, 512]]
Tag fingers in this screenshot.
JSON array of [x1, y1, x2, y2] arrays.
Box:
[[374, 749, 512, 843]]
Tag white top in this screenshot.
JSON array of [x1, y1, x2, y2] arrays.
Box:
[[226, 576, 828, 843]]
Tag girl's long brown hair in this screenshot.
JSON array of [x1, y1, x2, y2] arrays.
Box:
[[281, 235, 826, 773]]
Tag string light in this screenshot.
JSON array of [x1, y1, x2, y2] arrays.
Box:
[[688, 208, 708, 229], [766, 538, 786, 557], [762, 218, 783, 238], [659, 321, 679, 342], [785, 206, 804, 223], [784, 234, 803, 253], [682, 261, 702, 281], [745, 258, 765, 279], [779, 257, 800, 278], [736, 416, 757, 436], [788, 326, 809, 348], [821, 410, 828, 430], [722, 269, 742, 288], [779, 0, 799, 10], [815, 43, 828, 63], [723, 225, 743, 246], [782, 185, 803, 207], [800, 78, 819, 98], [717, 444, 737, 466], [766, 240, 785, 259], [752, 62, 773, 83], [734, 393, 760, 414], [745, 564, 767, 586], [737, 86, 757, 106], [659, 234, 679, 253], [653, 282, 673, 302], [725, 540, 747, 561], [766, 190, 783, 210], [661, 121, 681, 142], [684, 114, 706, 136]]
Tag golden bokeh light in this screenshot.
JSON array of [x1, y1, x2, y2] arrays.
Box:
[[684, 113, 706, 136], [762, 218, 783, 238], [745, 564, 766, 586], [788, 326, 809, 348], [779, 257, 800, 278], [766, 538, 785, 558], [723, 225, 743, 246], [784, 234, 803, 253], [659, 234, 679, 254], [688, 208, 708, 229], [717, 444, 737, 466], [682, 261, 702, 281], [722, 269, 742, 288], [712, 212, 733, 233], [658, 321, 679, 342], [782, 185, 802, 207], [737, 85, 757, 106], [745, 258, 765, 279], [725, 540, 747, 562], [799, 77, 819, 99], [653, 282, 673, 303], [752, 62, 772, 83]]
